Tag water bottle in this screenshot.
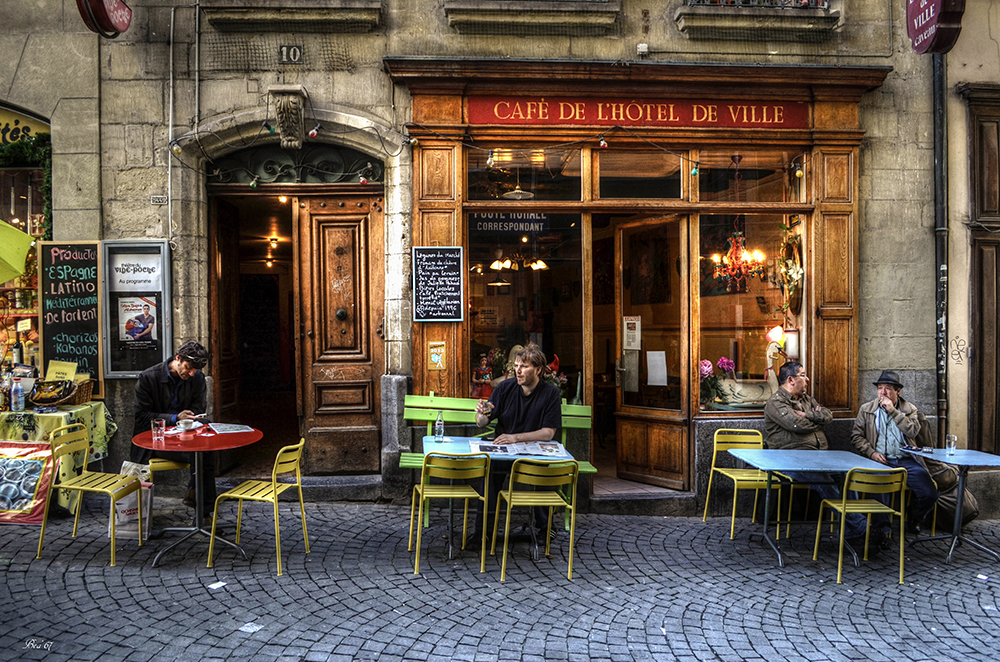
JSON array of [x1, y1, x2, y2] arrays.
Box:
[[434, 411, 445, 442], [11, 378, 24, 412]]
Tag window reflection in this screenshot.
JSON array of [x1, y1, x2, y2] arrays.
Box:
[[468, 148, 581, 201], [699, 213, 795, 411], [697, 149, 806, 203], [598, 150, 681, 199], [467, 213, 583, 399]]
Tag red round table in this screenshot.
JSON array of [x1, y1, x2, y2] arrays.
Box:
[[133, 425, 262, 566]]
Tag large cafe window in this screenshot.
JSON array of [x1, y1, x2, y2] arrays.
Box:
[[461, 141, 808, 412], [467, 212, 584, 401]]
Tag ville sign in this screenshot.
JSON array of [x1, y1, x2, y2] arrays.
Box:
[[76, 0, 132, 39], [907, 0, 965, 54]]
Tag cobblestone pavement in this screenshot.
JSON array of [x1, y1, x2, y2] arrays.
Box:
[[2, 498, 999, 662]]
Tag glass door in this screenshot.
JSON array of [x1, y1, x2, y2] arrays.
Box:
[[615, 217, 689, 489]]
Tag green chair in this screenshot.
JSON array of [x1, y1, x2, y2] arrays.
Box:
[[492, 458, 579, 581], [408, 452, 491, 574], [36, 423, 144, 567], [702, 429, 781, 539]]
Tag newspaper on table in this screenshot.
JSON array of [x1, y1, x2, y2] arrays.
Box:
[[469, 440, 571, 458], [208, 423, 255, 434]]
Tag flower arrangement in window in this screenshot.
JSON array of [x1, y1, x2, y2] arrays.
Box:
[[699, 357, 735, 404], [776, 223, 804, 319]]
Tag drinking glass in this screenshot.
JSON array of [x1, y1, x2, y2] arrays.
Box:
[[945, 434, 958, 456], [151, 418, 166, 447]]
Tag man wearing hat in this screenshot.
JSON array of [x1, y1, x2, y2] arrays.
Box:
[[851, 370, 938, 533]]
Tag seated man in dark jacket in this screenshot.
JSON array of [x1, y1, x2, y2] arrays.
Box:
[[764, 361, 872, 547], [130, 340, 214, 510]]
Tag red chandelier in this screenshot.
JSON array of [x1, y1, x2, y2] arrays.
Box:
[[711, 231, 766, 292], [710, 155, 766, 292]]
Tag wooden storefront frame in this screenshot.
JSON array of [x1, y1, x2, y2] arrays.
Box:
[[389, 58, 888, 421]]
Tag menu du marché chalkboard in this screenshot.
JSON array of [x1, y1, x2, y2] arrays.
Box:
[[413, 246, 464, 322]]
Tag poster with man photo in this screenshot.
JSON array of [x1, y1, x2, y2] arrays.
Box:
[[118, 297, 158, 350]]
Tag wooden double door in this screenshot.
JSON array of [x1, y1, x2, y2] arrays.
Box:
[[211, 192, 385, 474]]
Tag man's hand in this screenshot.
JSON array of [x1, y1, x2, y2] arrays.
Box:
[[871, 451, 888, 465], [793, 409, 807, 417], [177, 410, 197, 421], [493, 433, 519, 445], [878, 396, 896, 414], [475, 400, 494, 415]]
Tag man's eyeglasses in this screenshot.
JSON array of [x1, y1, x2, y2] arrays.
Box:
[[180, 354, 207, 369]]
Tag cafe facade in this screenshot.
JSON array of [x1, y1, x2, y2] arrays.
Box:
[[13, 1, 988, 513], [384, 57, 891, 508]]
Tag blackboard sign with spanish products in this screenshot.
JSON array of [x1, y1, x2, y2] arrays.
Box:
[[38, 241, 103, 398], [413, 246, 464, 322]]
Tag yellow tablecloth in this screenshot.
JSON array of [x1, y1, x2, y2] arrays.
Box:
[[0, 401, 117, 461]]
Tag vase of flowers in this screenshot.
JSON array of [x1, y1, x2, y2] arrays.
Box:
[[700, 357, 736, 405]]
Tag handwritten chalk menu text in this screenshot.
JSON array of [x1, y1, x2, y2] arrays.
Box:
[[413, 246, 464, 322], [39, 241, 103, 397]]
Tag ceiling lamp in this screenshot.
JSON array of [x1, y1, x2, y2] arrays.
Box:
[[528, 258, 548, 270], [487, 272, 511, 287], [269, 237, 279, 249], [501, 168, 534, 200]]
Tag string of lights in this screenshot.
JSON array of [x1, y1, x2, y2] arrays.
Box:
[[168, 112, 814, 185], [408, 122, 814, 173]]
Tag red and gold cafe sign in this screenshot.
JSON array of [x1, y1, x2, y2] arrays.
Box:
[[907, 0, 965, 54], [468, 97, 811, 129]]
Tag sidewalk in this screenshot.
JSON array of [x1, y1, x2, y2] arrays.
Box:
[[2, 498, 999, 661]]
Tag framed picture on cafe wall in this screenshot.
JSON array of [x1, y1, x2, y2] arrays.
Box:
[[102, 240, 173, 378]]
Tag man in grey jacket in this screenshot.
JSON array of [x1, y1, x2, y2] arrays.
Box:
[[851, 370, 938, 533]]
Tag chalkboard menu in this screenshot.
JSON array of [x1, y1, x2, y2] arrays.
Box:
[[38, 241, 103, 397], [413, 246, 464, 322]]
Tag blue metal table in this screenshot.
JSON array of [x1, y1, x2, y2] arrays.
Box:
[[729, 449, 885, 567], [902, 447, 1000, 564]]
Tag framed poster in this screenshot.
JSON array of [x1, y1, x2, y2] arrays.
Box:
[[102, 240, 173, 378]]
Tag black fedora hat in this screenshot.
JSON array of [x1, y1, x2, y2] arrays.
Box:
[[873, 370, 904, 389]]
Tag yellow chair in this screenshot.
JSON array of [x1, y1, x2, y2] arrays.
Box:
[[36, 423, 144, 567], [775, 472, 812, 538], [408, 452, 490, 574], [702, 429, 782, 539], [149, 458, 190, 481], [207, 438, 309, 576], [491, 458, 579, 581], [812, 467, 907, 584]]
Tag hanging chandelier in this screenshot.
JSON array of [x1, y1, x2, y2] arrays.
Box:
[[711, 155, 766, 292], [711, 230, 765, 292]]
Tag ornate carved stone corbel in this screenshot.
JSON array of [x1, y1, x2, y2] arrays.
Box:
[[268, 85, 308, 150]]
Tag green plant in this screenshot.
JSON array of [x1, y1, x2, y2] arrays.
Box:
[[0, 133, 52, 240]]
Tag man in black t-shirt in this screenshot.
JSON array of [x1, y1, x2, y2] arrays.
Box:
[[474, 343, 561, 536], [475, 344, 561, 443]]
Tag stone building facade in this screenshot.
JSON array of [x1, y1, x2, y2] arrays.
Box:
[[5, 1, 991, 514]]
